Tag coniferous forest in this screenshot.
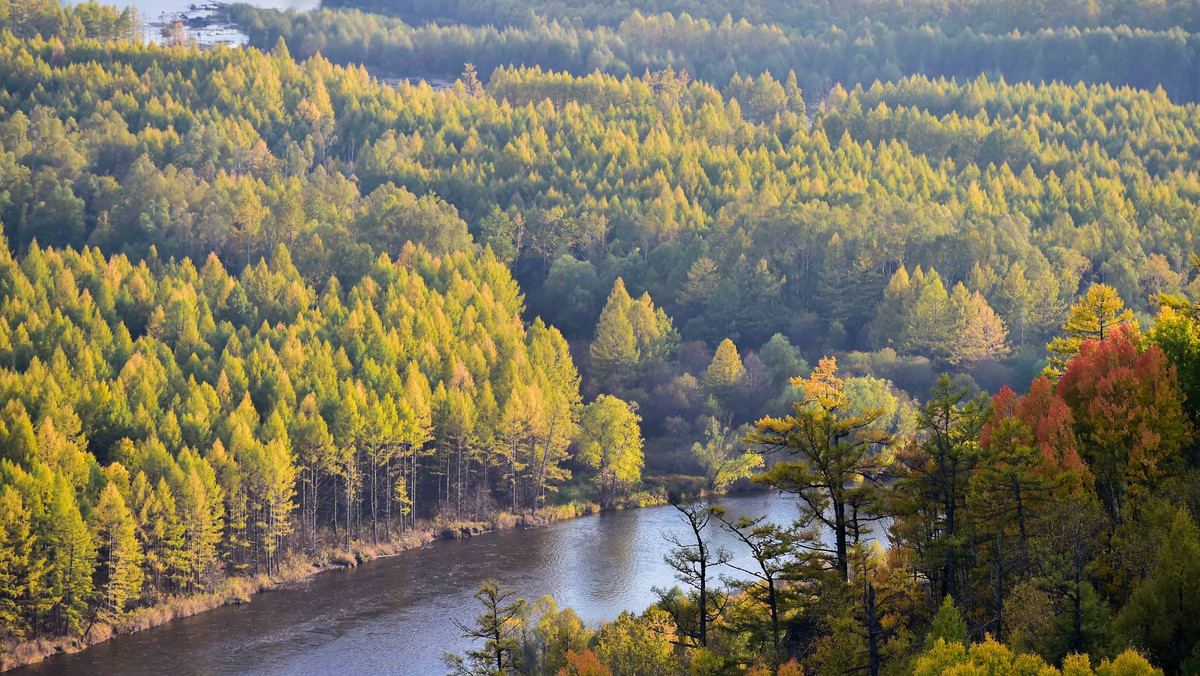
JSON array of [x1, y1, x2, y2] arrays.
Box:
[[1, 0, 1200, 673]]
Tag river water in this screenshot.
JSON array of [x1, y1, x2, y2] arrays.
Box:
[[17, 492, 885, 676], [63, 0, 320, 45]]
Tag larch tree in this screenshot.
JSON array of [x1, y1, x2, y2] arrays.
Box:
[[950, 286, 1010, 364], [746, 356, 892, 580], [589, 279, 639, 390], [47, 476, 95, 636], [1147, 286, 1200, 444], [176, 451, 224, 592], [446, 581, 528, 676], [93, 482, 143, 624], [0, 485, 36, 642], [704, 338, 746, 411], [872, 265, 913, 349], [1045, 283, 1137, 377], [903, 268, 954, 360]]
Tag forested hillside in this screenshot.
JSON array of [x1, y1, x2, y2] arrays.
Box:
[[235, 6, 1200, 102], [319, 0, 1200, 33], [446, 291, 1200, 676], [0, 235, 592, 639], [4, 33, 1199, 395], [0, 8, 611, 662], [2, 0, 1200, 672]]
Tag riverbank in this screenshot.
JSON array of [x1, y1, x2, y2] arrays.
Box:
[[1, 494, 670, 672]]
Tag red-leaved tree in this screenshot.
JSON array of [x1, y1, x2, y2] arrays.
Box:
[[1056, 324, 1192, 520]]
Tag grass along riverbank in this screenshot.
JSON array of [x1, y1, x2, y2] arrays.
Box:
[[0, 494, 667, 672]]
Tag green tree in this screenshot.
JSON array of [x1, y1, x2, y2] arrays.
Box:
[[914, 636, 1160, 676], [758, 333, 806, 388], [577, 395, 644, 507], [93, 481, 143, 624], [746, 357, 891, 580], [47, 476, 95, 636], [446, 581, 529, 676], [1116, 510, 1200, 674], [589, 279, 639, 390], [690, 418, 762, 492], [0, 484, 37, 642], [893, 375, 988, 600], [926, 596, 967, 647], [715, 511, 804, 654]]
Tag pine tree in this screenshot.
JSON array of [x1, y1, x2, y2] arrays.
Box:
[[892, 375, 988, 600], [1116, 510, 1200, 673], [446, 581, 528, 675]]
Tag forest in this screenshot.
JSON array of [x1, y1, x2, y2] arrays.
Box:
[[234, 6, 1200, 102], [445, 289, 1200, 675], [0, 0, 1199, 673]]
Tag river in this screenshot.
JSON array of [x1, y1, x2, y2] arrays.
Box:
[[16, 492, 887, 676], [63, 0, 320, 46]]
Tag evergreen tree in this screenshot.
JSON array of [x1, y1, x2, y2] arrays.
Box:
[[926, 596, 967, 647]]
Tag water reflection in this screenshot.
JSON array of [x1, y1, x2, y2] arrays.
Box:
[[21, 492, 886, 676]]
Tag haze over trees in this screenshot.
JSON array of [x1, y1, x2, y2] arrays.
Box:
[[1, 0, 1200, 673]]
